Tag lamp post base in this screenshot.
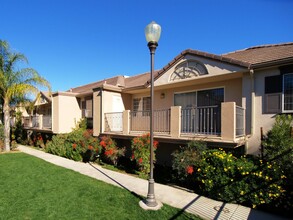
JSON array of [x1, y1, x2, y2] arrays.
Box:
[[139, 200, 163, 211]]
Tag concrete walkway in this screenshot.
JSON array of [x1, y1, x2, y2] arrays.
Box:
[[17, 145, 283, 220]]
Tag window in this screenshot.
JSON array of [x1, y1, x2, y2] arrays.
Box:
[[132, 97, 150, 116], [264, 73, 293, 113], [283, 73, 293, 111], [143, 97, 151, 111], [197, 88, 224, 107], [174, 92, 196, 108], [170, 60, 208, 82], [133, 98, 140, 116], [174, 88, 223, 134], [174, 88, 224, 107]]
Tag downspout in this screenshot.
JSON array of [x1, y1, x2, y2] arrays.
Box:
[[250, 69, 255, 136], [99, 87, 103, 134]]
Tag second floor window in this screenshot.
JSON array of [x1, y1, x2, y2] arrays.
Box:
[[132, 97, 151, 116]]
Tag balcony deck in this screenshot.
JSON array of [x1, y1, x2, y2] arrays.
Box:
[[103, 103, 246, 146]]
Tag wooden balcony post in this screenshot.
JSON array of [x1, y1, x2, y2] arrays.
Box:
[[123, 110, 130, 135], [221, 102, 236, 141], [170, 106, 181, 138]]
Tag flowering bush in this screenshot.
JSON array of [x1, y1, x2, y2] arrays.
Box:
[[46, 127, 101, 162], [172, 140, 206, 184], [173, 145, 286, 209], [130, 133, 159, 174], [100, 135, 125, 166]]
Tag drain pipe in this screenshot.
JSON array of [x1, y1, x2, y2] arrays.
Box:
[[100, 87, 103, 134], [250, 69, 255, 136]]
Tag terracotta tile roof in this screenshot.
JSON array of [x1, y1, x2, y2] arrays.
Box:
[[68, 75, 125, 94], [222, 42, 293, 67]]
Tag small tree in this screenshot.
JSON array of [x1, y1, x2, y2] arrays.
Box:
[[262, 114, 293, 211], [262, 115, 293, 179]]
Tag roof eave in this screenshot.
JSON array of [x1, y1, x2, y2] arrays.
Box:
[[250, 57, 293, 69]]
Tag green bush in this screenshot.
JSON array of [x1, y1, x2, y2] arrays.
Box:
[[100, 135, 125, 166], [262, 114, 293, 180], [194, 149, 285, 208], [45, 122, 101, 162], [11, 111, 27, 145], [172, 145, 285, 209], [130, 133, 158, 175], [171, 140, 206, 184], [262, 114, 293, 212]]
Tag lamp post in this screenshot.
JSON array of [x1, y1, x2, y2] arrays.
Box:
[[142, 21, 162, 209]]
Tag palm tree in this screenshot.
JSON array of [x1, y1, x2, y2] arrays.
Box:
[[0, 40, 51, 152]]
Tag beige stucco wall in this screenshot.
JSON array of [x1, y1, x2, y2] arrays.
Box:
[[151, 77, 243, 110], [244, 68, 280, 154], [93, 89, 101, 136], [93, 89, 132, 136], [52, 93, 81, 133]]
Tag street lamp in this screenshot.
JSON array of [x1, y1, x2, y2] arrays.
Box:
[[140, 21, 162, 209]]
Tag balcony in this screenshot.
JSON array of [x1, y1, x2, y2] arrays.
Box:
[[23, 115, 52, 131], [103, 102, 246, 144]]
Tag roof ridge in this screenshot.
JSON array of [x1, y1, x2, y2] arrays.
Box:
[[68, 75, 124, 91], [222, 42, 293, 55]]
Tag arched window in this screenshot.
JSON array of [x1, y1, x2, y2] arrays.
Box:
[[170, 60, 208, 82]]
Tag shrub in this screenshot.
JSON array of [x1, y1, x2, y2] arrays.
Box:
[[100, 135, 125, 166], [45, 122, 101, 162], [11, 111, 27, 145], [190, 149, 284, 208], [172, 140, 207, 184], [130, 133, 158, 175], [262, 114, 293, 212], [172, 144, 286, 209]]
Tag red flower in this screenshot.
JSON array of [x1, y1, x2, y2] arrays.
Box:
[[105, 149, 114, 156], [186, 165, 194, 175], [72, 143, 77, 149], [88, 145, 94, 150], [153, 140, 159, 149], [131, 154, 135, 160], [138, 158, 143, 164], [100, 140, 107, 148]]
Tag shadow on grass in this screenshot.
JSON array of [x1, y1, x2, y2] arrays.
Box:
[[89, 163, 201, 219], [88, 162, 144, 201]]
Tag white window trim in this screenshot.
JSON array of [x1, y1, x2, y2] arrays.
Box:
[[282, 73, 293, 113]]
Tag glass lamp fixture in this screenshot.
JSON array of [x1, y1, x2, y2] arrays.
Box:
[[144, 21, 161, 44]]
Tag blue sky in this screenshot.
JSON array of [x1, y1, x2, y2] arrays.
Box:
[[1, 0, 292, 92]]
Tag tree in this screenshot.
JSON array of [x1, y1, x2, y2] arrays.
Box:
[[0, 40, 51, 152]]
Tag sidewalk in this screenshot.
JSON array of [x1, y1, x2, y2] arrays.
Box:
[[17, 145, 283, 220]]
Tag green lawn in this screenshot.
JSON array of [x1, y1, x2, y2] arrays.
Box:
[[0, 153, 200, 220]]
